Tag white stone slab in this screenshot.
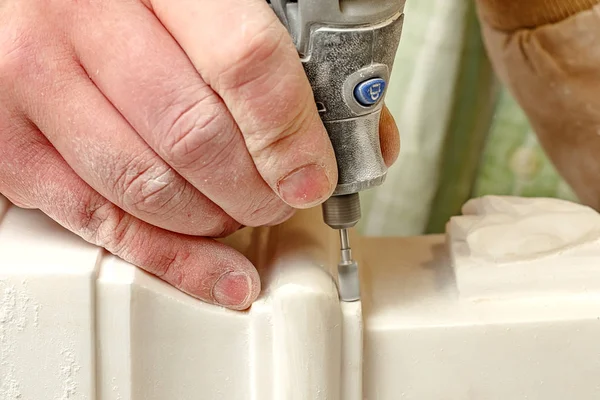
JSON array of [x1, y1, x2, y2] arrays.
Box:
[[447, 196, 600, 299], [0, 206, 100, 400], [2, 196, 600, 399]]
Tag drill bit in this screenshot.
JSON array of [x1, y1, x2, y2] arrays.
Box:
[[337, 228, 360, 302], [339, 228, 352, 263]]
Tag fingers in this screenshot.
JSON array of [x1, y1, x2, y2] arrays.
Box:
[[379, 105, 401, 168], [17, 49, 239, 237], [0, 116, 260, 310], [147, 0, 338, 208], [68, 0, 293, 226]]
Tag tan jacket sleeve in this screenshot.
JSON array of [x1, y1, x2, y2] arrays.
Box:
[[475, 0, 600, 209]]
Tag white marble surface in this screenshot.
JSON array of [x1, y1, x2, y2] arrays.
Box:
[[2, 195, 600, 399], [448, 196, 600, 299]]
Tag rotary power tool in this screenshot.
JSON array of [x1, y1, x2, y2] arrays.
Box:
[[268, 0, 405, 301]]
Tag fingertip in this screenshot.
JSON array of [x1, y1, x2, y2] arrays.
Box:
[[379, 105, 400, 168], [277, 164, 335, 209], [212, 270, 260, 310], [134, 234, 262, 311], [269, 108, 338, 209], [206, 249, 261, 310]]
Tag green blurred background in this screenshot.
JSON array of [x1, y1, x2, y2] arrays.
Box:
[[358, 0, 579, 237]]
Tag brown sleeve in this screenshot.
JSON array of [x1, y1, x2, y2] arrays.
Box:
[[475, 0, 600, 209]]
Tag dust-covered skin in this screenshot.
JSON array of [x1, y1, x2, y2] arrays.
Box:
[[0, 0, 400, 310]]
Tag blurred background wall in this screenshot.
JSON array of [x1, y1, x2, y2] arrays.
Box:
[[358, 0, 579, 237]]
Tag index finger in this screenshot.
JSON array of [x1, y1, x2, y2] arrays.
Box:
[[146, 0, 338, 208]]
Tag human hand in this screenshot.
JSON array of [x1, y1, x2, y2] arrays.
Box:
[[0, 0, 400, 310], [476, 0, 600, 209]]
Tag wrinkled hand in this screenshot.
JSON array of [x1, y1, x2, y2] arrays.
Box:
[[0, 0, 399, 309]]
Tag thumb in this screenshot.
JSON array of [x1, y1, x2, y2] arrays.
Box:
[[379, 105, 401, 168]]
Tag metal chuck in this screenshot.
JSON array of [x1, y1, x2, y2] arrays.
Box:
[[322, 194, 361, 302]]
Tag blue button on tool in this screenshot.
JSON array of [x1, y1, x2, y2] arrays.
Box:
[[354, 78, 387, 107]]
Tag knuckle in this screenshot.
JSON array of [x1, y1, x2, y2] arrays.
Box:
[[71, 199, 134, 253], [154, 249, 189, 288], [245, 104, 307, 156], [216, 17, 287, 91], [115, 157, 187, 216], [157, 94, 237, 172], [236, 21, 284, 69]]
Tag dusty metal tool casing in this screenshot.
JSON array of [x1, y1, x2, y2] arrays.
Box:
[[269, 0, 405, 210], [269, 0, 405, 300]]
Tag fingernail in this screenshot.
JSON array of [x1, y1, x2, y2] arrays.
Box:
[[278, 165, 332, 208], [212, 272, 251, 308]]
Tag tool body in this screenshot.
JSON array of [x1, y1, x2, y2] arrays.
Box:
[[268, 0, 405, 301]]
